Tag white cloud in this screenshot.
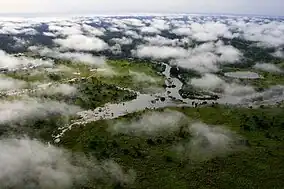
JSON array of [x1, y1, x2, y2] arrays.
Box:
[[223, 83, 255, 96], [191, 74, 224, 90], [133, 45, 188, 59], [143, 35, 179, 46], [272, 49, 284, 58], [0, 50, 53, 70], [29, 46, 106, 66], [190, 22, 233, 41], [0, 138, 87, 189], [129, 71, 158, 83], [54, 34, 109, 51], [37, 83, 77, 96], [48, 23, 83, 36], [176, 122, 242, 161], [82, 24, 105, 36], [110, 44, 122, 55], [216, 44, 242, 63], [171, 52, 219, 73], [191, 42, 216, 53], [191, 74, 255, 96], [111, 37, 133, 45], [0, 77, 26, 91], [43, 31, 57, 37], [170, 42, 242, 73], [12, 37, 30, 48], [190, 123, 233, 151], [253, 63, 283, 73], [140, 26, 161, 34], [123, 18, 145, 27], [56, 52, 106, 65], [244, 22, 284, 47], [108, 110, 187, 136], [124, 30, 141, 39], [109, 19, 129, 30], [0, 22, 38, 35], [0, 138, 135, 188], [108, 27, 120, 32], [172, 27, 191, 36], [150, 19, 170, 31], [240, 85, 284, 105], [0, 99, 81, 124]]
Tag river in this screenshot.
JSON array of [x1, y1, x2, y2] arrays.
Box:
[[53, 63, 284, 142]]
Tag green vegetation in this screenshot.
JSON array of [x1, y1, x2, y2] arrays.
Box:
[[74, 76, 137, 109], [170, 66, 202, 83], [219, 64, 284, 90], [2, 54, 284, 188], [95, 60, 165, 92], [5, 60, 95, 83], [249, 71, 284, 90], [6, 69, 50, 82], [59, 105, 284, 189], [0, 114, 75, 141], [54, 59, 93, 77], [179, 84, 219, 100]]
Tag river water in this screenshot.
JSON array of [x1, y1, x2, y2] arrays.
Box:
[[53, 64, 284, 142]]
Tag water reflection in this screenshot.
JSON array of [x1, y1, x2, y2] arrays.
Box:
[[224, 71, 262, 79]]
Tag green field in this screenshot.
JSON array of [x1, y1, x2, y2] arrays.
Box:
[[1, 58, 284, 189], [96, 60, 166, 92], [58, 105, 284, 189]]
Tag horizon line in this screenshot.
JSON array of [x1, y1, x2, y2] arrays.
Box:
[[0, 12, 283, 18]]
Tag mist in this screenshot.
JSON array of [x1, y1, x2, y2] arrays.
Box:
[[108, 110, 188, 136], [29, 46, 106, 67], [253, 63, 283, 73], [175, 122, 244, 161], [0, 137, 135, 189], [36, 83, 77, 96], [190, 74, 255, 96], [0, 98, 82, 124], [0, 76, 27, 91]]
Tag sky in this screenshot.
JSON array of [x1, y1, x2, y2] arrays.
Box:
[[0, 0, 283, 16]]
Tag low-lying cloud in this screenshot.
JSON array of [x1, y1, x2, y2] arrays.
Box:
[[129, 71, 158, 83], [140, 26, 161, 34], [0, 98, 82, 124], [0, 22, 38, 35], [36, 83, 77, 96], [170, 41, 242, 73], [133, 45, 188, 59], [143, 35, 180, 46], [29, 46, 106, 66], [0, 137, 135, 189], [189, 22, 233, 41], [54, 34, 109, 51], [253, 63, 283, 73], [240, 85, 284, 105], [0, 50, 53, 71], [0, 76, 27, 91], [108, 110, 188, 136], [191, 74, 255, 96], [111, 37, 133, 45], [175, 122, 243, 161]]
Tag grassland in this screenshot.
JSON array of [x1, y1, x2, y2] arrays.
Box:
[[59, 105, 284, 189], [220, 63, 284, 91], [97, 60, 165, 92], [2, 58, 284, 189], [74, 76, 137, 109]]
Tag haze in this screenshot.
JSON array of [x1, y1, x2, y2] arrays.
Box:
[[0, 0, 283, 16]]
